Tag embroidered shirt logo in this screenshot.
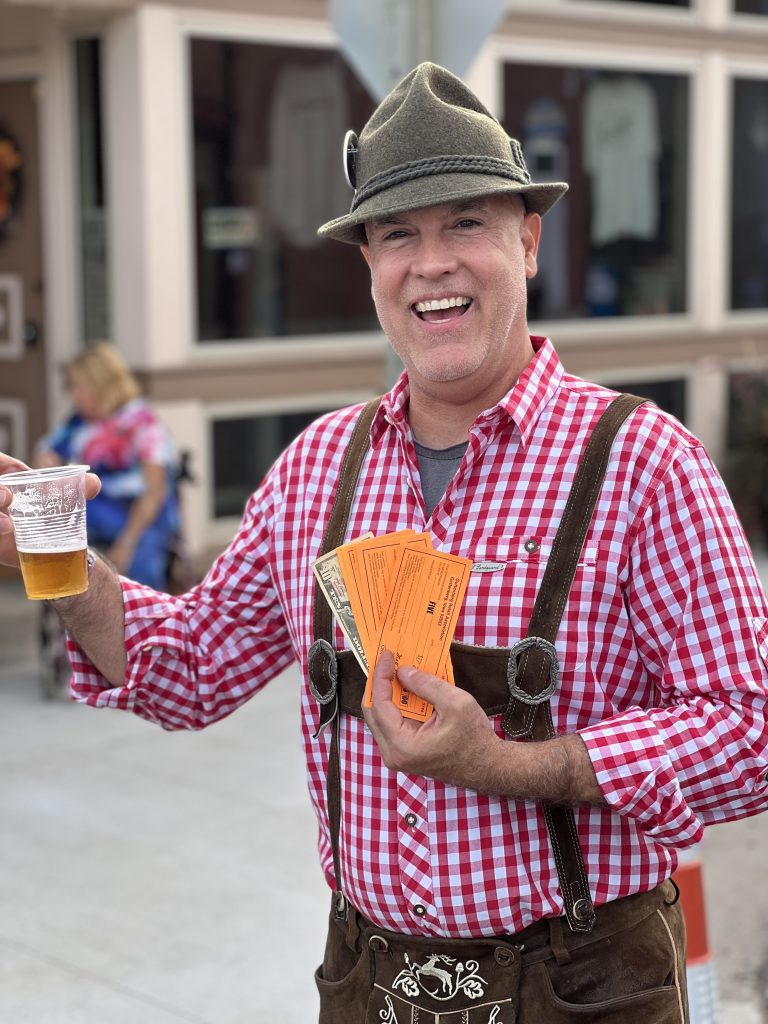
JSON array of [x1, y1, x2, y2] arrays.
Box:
[[392, 952, 487, 1002]]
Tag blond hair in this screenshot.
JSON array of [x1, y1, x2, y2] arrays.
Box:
[[67, 342, 141, 418]]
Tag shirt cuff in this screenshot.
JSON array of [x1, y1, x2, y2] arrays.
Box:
[[68, 577, 183, 715], [581, 706, 704, 847]]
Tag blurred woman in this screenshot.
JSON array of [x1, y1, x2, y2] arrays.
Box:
[[35, 342, 180, 590]]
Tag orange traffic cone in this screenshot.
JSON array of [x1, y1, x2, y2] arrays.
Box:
[[673, 857, 719, 1024]]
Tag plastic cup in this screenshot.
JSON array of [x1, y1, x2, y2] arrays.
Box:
[[2, 465, 90, 600]]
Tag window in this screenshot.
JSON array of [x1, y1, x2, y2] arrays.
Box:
[[603, 378, 687, 422], [190, 40, 378, 343], [731, 79, 768, 311], [503, 65, 689, 321], [734, 0, 768, 12], [577, 0, 690, 4], [74, 38, 110, 343], [212, 408, 333, 517], [724, 372, 768, 541]]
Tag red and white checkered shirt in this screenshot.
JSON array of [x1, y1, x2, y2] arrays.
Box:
[[71, 337, 768, 937]]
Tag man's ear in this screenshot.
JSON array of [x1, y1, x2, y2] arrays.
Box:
[[522, 212, 542, 280], [360, 244, 371, 269]]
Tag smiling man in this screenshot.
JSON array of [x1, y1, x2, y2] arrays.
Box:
[[361, 196, 539, 447], [2, 62, 768, 1024]]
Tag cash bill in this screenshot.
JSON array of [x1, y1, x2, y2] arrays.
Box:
[[312, 548, 369, 672]]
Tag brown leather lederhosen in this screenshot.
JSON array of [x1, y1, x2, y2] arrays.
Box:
[[307, 393, 646, 937]]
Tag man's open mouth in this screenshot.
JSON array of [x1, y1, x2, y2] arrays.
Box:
[[413, 296, 472, 322]]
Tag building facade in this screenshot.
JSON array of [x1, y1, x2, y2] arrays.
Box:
[[1, 0, 767, 561]]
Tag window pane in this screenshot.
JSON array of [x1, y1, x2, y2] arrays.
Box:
[[731, 79, 768, 310], [503, 66, 689, 320], [734, 0, 768, 12], [74, 38, 110, 342], [603, 378, 687, 422], [575, 0, 690, 4], [724, 373, 768, 541], [190, 40, 378, 343], [212, 409, 333, 517]]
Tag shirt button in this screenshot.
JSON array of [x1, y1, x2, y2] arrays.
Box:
[[524, 537, 539, 553], [404, 813, 418, 828], [413, 904, 427, 917]]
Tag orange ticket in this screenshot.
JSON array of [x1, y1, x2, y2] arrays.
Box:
[[341, 530, 428, 667], [366, 547, 472, 721], [336, 538, 376, 667], [360, 531, 432, 628]]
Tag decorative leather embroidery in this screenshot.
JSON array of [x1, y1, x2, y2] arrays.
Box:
[[378, 994, 400, 1022], [392, 953, 487, 1002]]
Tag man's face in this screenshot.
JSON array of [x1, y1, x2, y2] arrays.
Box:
[[361, 195, 541, 401]]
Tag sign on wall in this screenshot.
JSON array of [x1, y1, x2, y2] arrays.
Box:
[[0, 273, 23, 359]]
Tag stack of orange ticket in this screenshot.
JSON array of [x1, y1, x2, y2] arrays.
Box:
[[313, 530, 472, 721]]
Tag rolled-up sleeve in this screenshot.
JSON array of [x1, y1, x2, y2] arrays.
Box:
[[69, 483, 296, 729], [582, 441, 768, 846]]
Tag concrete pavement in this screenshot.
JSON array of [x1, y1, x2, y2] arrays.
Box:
[[0, 578, 327, 1023], [2, 570, 768, 1022]]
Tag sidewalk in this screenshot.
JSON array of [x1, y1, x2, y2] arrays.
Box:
[[0, 578, 327, 1023], [1, 568, 768, 1022]]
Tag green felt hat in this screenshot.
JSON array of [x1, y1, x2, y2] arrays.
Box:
[[318, 62, 568, 245]]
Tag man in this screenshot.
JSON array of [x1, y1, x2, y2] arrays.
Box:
[[2, 62, 768, 1022]]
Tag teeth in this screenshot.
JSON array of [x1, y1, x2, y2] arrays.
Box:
[[414, 296, 470, 313]]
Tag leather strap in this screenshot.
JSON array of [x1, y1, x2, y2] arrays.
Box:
[[309, 393, 646, 930], [503, 394, 646, 933], [309, 397, 380, 918], [502, 393, 647, 739], [308, 397, 380, 740]]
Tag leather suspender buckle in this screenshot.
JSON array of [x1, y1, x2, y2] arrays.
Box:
[[308, 638, 339, 704], [333, 890, 348, 921], [507, 636, 560, 705], [308, 639, 340, 739]]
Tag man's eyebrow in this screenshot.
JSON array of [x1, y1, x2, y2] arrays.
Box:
[[369, 200, 489, 231], [446, 199, 488, 215], [369, 214, 409, 229]]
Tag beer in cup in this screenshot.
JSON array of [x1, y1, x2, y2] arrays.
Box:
[[2, 465, 90, 600]]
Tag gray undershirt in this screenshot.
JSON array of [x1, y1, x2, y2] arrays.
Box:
[[413, 440, 469, 518]]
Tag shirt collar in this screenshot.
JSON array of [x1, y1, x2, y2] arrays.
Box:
[[496, 336, 563, 445], [372, 336, 563, 448]]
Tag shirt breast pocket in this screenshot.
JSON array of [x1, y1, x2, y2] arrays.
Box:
[[464, 535, 607, 674]]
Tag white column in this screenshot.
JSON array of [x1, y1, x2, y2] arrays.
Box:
[[691, 51, 729, 332], [689, 357, 728, 468], [38, 17, 80, 428], [104, 5, 191, 371], [155, 399, 208, 558]]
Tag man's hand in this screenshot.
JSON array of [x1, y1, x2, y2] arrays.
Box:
[[0, 455, 102, 568], [0, 455, 32, 567], [362, 650, 503, 791], [362, 649, 606, 806]]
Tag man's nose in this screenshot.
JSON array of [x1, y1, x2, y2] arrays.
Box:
[[410, 235, 459, 277]]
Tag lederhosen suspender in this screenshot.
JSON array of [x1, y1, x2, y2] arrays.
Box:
[[308, 393, 646, 934]]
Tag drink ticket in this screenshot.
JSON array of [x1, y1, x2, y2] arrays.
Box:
[[314, 530, 471, 721], [366, 546, 472, 721]]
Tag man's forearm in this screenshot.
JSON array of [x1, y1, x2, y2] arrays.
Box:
[[365, 656, 608, 806], [54, 554, 128, 687], [483, 732, 605, 807]]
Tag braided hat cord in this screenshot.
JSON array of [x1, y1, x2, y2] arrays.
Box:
[[351, 154, 531, 212]]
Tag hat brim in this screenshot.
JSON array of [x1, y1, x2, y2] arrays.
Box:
[[317, 173, 569, 245]]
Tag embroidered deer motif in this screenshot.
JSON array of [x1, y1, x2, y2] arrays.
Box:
[[392, 952, 487, 1002], [413, 954, 454, 993]]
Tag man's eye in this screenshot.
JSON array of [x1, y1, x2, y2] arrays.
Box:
[[456, 218, 481, 229], [383, 229, 408, 241]]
